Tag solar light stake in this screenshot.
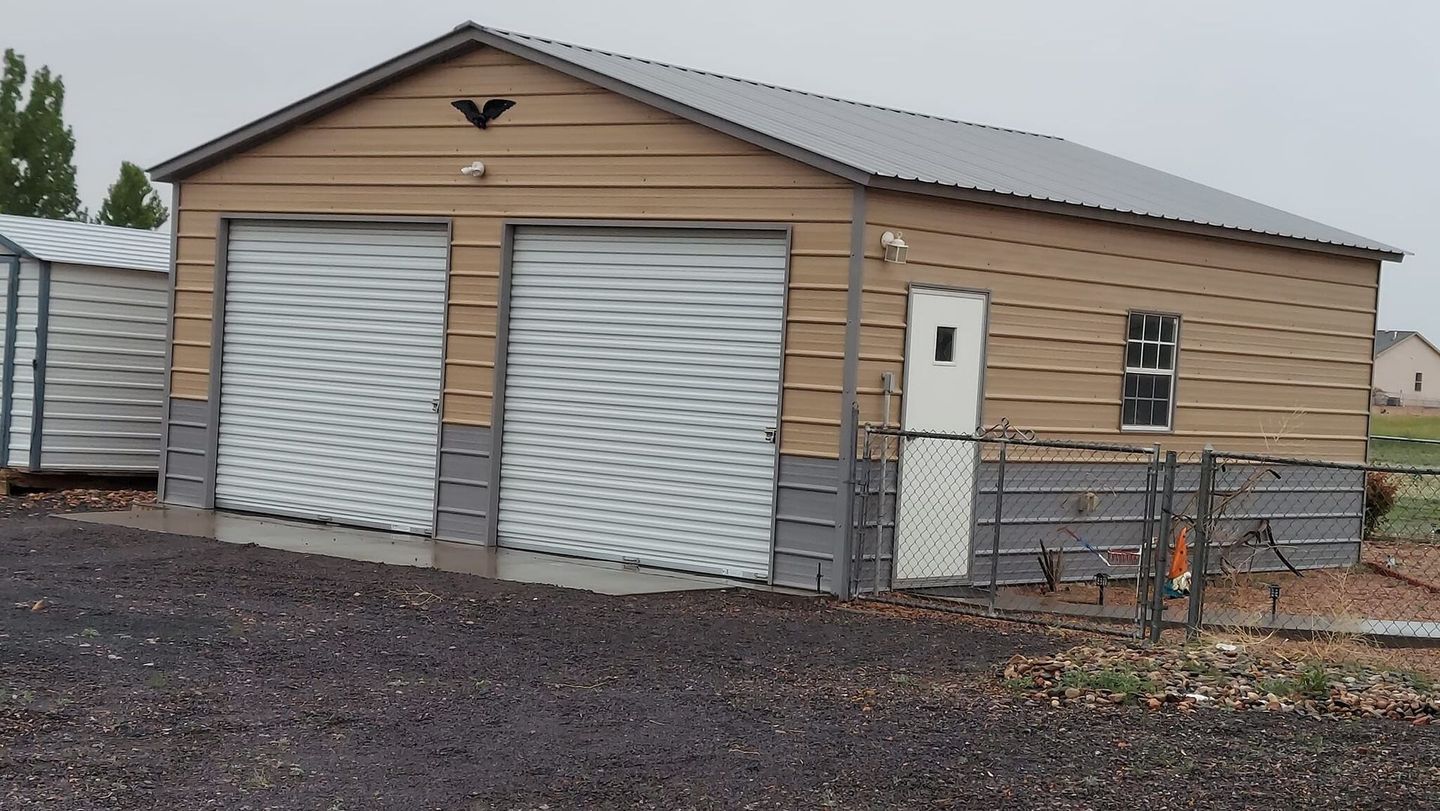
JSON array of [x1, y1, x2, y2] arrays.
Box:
[[1094, 572, 1109, 606], [1268, 583, 1281, 617]]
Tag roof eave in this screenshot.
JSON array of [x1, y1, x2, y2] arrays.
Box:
[[0, 231, 33, 259], [149, 28, 487, 182], [149, 23, 868, 187], [866, 176, 1406, 263]]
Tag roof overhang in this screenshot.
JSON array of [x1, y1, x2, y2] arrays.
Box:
[[149, 22, 1407, 264], [0, 231, 33, 259]]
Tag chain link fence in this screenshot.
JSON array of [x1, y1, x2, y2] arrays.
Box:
[[1190, 449, 1440, 640], [851, 426, 1163, 636], [850, 426, 1440, 645]]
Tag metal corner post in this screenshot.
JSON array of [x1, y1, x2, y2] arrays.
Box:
[[28, 261, 52, 471], [1147, 450, 1178, 644], [1185, 446, 1215, 639], [987, 441, 1007, 615], [0, 257, 19, 467], [833, 184, 867, 600]]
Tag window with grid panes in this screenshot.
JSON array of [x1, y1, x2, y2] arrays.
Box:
[[1122, 312, 1178, 430]]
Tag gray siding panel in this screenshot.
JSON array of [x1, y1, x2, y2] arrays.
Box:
[[39, 263, 168, 472], [160, 397, 208, 507], [434, 424, 489, 543], [5, 259, 39, 468], [773, 454, 840, 592], [970, 461, 1363, 587]]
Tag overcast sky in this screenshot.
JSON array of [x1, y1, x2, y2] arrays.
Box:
[[7, 0, 1434, 334]]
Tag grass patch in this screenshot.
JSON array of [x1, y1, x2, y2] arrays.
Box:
[[1059, 666, 1156, 699], [1262, 664, 1332, 698], [1001, 676, 1035, 693], [1372, 414, 1440, 440]]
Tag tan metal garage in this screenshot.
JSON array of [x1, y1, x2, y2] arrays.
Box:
[[147, 22, 1403, 594]]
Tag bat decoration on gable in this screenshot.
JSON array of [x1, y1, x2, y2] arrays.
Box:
[[450, 98, 516, 129]]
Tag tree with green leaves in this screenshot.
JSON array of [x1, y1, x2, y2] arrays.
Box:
[[0, 49, 83, 221], [95, 161, 168, 230]]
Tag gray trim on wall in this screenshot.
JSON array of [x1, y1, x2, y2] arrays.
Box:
[[201, 218, 231, 508], [0, 256, 20, 467], [434, 424, 491, 542], [833, 184, 867, 598], [156, 186, 181, 502], [27, 260, 51, 471]]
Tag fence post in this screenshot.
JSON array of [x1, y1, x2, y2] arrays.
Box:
[[987, 441, 1007, 616], [1185, 446, 1214, 639], [854, 425, 871, 598], [1148, 451, 1178, 644], [1136, 446, 1161, 638], [875, 431, 891, 596]]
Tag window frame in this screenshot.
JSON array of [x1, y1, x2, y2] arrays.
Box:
[[1119, 310, 1181, 433], [1416, 372, 1424, 393]]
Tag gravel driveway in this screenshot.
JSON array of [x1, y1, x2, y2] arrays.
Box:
[[2, 498, 1438, 810]]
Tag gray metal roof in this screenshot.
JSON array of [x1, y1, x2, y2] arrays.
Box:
[[1376, 330, 1419, 356], [0, 214, 170, 273], [485, 27, 1400, 257], [149, 22, 1405, 259]]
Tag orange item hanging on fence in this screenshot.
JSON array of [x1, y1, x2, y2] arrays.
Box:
[[1167, 526, 1190, 580]]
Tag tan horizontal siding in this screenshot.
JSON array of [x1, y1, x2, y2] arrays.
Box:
[[865, 189, 1379, 459], [168, 45, 853, 457]]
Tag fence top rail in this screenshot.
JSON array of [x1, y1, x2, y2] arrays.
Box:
[[860, 424, 1158, 456], [1372, 434, 1440, 446], [1213, 449, 1440, 476]]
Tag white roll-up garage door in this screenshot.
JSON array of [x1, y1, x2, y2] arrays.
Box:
[[498, 227, 786, 580], [214, 220, 448, 534]]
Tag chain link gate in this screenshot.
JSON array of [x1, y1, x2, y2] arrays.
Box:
[[850, 424, 1170, 637]]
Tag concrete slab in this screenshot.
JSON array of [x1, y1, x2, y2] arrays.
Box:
[[63, 507, 754, 596]]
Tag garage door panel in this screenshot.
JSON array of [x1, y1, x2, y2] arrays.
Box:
[[498, 227, 785, 579], [215, 221, 447, 533]]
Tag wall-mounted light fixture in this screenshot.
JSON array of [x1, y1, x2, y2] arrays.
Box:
[[460, 161, 486, 177], [881, 230, 908, 264]]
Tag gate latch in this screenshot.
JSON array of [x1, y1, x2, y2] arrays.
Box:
[[430, 399, 440, 413], [763, 426, 777, 444]]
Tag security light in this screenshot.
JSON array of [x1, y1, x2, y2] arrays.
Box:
[[881, 231, 908, 263]]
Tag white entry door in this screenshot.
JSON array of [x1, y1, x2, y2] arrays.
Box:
[[496, 226, 786, 580], [214, 220, 448, 534], [893, 287, 988, 583]]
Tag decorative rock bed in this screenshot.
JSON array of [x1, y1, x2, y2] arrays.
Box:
[[1004, 643, 1439, 725]]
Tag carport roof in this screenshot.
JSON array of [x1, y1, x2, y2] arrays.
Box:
[[150, 22, 1405, 261], [0, 213, 170, 273]]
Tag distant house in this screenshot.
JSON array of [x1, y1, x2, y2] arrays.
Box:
[[1373, 330, 1440, 407]]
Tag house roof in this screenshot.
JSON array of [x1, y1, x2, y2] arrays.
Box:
[[1375, 330, 1440, 358], [0, 214, 170, 273], [150, 22, 1406, 261]]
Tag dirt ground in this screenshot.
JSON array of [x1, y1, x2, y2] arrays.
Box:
[[4, 497, 1440, 810], [1033, 541, 1440, 627]]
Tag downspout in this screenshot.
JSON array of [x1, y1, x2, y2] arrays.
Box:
[[834, 183, 867, 598], [0, 256, 19, 467], [29, 260, 51, 471]]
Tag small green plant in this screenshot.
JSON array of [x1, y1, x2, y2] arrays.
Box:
[[1296, 664, 1332, 696], [1059, 667, 1156, 699], [79, 627, 100, 638], [1001, 676, 1035, 693], [1261, 677, 1301, 697]]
